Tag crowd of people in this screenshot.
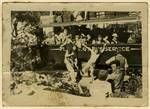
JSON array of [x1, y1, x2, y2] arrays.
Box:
[[10, 12, 142, 98], [42, 28, 140, 47], [54, 28, 131, 97]]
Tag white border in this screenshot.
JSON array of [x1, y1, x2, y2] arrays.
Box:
[[0, 0, 149, 109]]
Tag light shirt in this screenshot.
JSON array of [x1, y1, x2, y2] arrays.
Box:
[[107, 69, 123, 89], [90, 80, 112, 98]]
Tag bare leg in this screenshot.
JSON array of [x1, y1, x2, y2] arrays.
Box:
[[77, 83, 83, 94], [64, 58, 76, 83], [89, 66, 95, 83], [82, 63, 90, 76]]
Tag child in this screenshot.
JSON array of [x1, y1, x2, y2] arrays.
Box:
[[89, 69, 112, 98], [60, 36, 84, 94], [60, 35, 75, 82], [82, 43, 106, 82]]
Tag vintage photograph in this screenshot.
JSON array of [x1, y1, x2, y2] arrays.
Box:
[[2, 3, 148, 106]]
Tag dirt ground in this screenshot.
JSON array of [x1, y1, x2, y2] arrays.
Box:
[[2, 71, 139, 106]]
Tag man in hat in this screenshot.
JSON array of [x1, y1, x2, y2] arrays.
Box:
[[105, 51, 128, 72], [111, 33, 118, 44]]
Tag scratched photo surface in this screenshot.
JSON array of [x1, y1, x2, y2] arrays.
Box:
[[2, 3, 148, 106]]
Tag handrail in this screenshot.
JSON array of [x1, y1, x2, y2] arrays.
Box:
[[41, 16, 140, 27]]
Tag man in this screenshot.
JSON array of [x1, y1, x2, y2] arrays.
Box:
[[106, 51, 128, 95], [106, 52, 128, 72], [82, 43, 106, 82], [106, 60, 123, 94]]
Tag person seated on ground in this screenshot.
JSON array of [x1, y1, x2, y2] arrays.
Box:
[[127, 32, 137, 44], [89, 69, 112, 98], [111, 33, 118, 44], [82, 43, 106, 82], [106, 60, 124, 96], [103, 36, 110, 44]]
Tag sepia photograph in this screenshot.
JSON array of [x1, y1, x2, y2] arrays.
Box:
[[2, 2, 148, 106]]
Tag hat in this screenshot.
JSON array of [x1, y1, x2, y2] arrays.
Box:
[[112, 33, 118, 37]]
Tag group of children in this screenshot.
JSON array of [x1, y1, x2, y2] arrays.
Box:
[[60, 32, 107, 94], [42, 28, 120, 46], [60, 28, 129, 96]]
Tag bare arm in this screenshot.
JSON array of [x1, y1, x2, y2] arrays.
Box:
[[82, 44, 93, 52], [65, 50, 74, 58], [124, 59, 128, 70], [60, 40, 67, 47], [105, 56, 115, 65], [100, 43, 107, 53], [60, 39, 68, 51]]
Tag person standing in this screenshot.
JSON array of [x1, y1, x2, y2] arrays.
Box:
[[82, 43, 106, 82], [60, 35, 84, 94]]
